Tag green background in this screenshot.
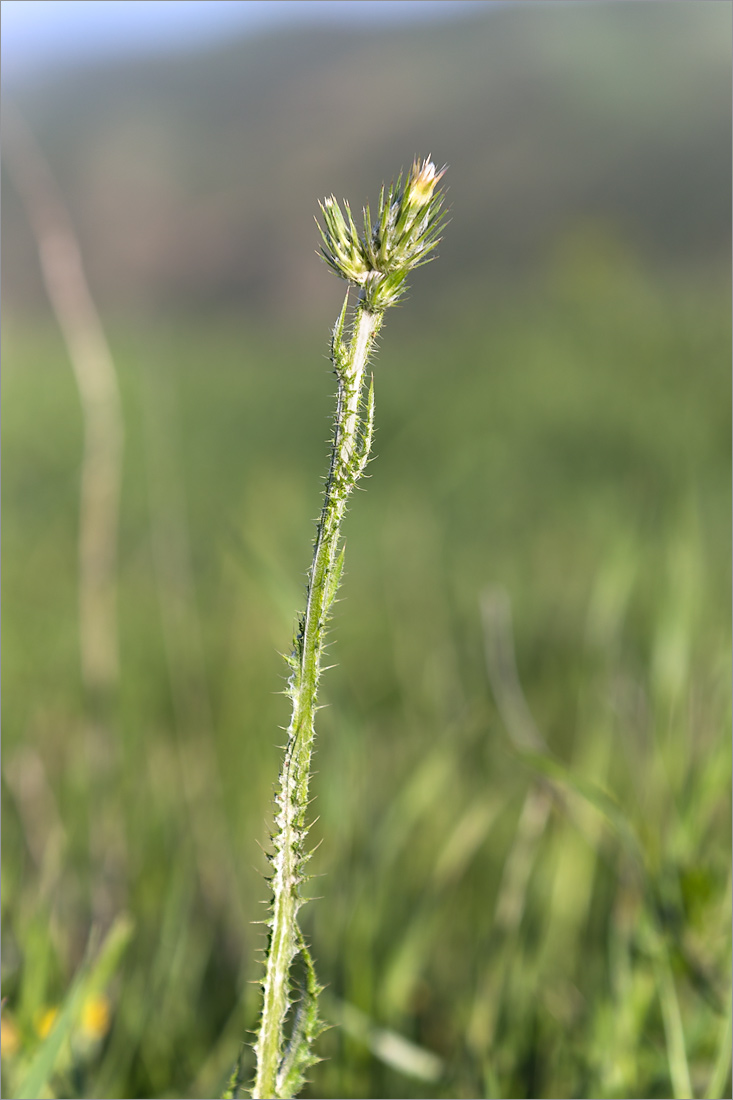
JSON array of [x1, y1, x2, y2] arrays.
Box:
[[2, 3, 731, 1097]]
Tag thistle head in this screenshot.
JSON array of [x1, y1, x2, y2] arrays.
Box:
[[317, 157, 448, 312]]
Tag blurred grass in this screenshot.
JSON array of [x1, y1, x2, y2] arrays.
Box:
[[2, 238, 731, 1098]]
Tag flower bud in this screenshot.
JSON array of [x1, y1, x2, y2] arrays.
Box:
[[406, 158, 446, 209]]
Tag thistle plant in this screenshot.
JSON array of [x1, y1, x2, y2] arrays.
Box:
[[249, 159, 447, 1100]]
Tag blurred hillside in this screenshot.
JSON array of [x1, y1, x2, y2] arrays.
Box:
[[3, 0, 731, 319]]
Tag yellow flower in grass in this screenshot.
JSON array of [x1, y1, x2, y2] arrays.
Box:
[[35, 1005, 59, 1039], [80, 994, 110, 1041], [33, 993, 110, 1046]]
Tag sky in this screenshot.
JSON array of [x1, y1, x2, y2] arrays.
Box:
[[2, 0, 497, 85]]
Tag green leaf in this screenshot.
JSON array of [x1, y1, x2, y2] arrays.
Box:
[[707, 990, 733, 1100], [324, 544, 346, 615], [354, 373, 375, 480], [516, 746, 646, 870], [275, 929, 326, 1100]]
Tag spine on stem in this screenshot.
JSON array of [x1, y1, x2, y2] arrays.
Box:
[[250, 159, 447, 1100]]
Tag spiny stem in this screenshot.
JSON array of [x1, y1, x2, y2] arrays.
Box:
[[252, 301, 381, 1099], [249, 158, 446, 1100]]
